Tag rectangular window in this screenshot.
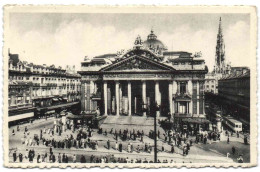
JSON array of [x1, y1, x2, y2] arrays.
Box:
[[180, 82, 186, 94], [179, 102, 187, 114]]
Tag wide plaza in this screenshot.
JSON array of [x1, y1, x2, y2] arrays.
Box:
[[8, 115, 250, 164]]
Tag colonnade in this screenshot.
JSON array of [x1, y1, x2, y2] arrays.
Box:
[[103, 80, 174, 116]]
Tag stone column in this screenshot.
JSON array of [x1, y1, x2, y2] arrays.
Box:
[[197, 81, 199, 115], [177, 81, 180, 94], [155, 81, 160, 117], [188, 80, 193, 115], [169, 81, 173, 117], [103, 81, 108, 116], [119, 83, 122, 114], [202, 81, 205, 114], [115, 81, 120, 116], [155, 81, 160, 105], [142, 80, 147, 117], [128, 81, 132, 116], [172, 80, 177, 113]]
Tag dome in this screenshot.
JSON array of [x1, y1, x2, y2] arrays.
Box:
[[143, 30, 167, 55]]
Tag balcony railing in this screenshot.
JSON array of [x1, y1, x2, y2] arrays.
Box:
[[173, 92, 192, 101]]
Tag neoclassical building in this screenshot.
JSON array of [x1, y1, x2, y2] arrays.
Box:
[[79, 31, 208, 119]]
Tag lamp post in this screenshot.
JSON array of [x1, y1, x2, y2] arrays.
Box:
[[154, 102, 160, 163], [154, 111, 157, 163]]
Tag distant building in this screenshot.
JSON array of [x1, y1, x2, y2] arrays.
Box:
[[213, 17, 231, 75], [205, 17, 231, 94], [8, 52, 81, 125], [218, 67, 250, 126]]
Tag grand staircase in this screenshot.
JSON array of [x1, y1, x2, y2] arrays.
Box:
[[100, 115, 167, 133]]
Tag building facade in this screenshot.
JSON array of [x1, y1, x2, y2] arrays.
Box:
[[79, 31, 208, 120], [8, 52, 81, 125], [218, 67, 250, 127]]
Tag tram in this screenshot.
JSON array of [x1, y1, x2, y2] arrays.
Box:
[[222, 116, 242, 132]]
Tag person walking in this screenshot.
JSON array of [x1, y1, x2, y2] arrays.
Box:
[[171, 145, 175, 154], [127, 143, 131, 153], [80, 155, 86, 163], [227, 136, 230, 144], [107, 140, 110, 150], [37, 153, 41, 163], [232, 146, 236, 155], [19, 153, 23, 162], [58, 153, 61, 163], [73, 154, 77, 163], [13, 151, 17, 162], [115, 141, 118, 151]]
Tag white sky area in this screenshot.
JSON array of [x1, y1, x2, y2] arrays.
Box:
[[8, 13, 250, 71]]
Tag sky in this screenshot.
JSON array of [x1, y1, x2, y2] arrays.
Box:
[[8, 13, 250, 71]]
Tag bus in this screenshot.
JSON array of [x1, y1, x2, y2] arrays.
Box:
[[223, 116, 242, 132]]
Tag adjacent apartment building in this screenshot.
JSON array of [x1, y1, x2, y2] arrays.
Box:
[[8, 52, 81, 126]]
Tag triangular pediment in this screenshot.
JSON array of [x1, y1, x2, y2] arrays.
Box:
[[100, 55, 175, 72]]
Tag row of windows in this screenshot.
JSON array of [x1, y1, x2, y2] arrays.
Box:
[[172, 61, 202, 65], [9, 75, 80, 82]]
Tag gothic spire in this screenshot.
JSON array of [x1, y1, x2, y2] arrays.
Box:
[[215, 17, 226, 74]]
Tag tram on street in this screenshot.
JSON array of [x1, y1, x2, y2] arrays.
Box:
[[222, 116, 243, 132]]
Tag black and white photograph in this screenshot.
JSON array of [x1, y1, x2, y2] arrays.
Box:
[[3, 6, 257, 168]]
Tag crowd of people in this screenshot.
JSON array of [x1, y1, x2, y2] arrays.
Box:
[[10, 115, 246, 163]]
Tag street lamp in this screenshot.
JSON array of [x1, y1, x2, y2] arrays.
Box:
[[154, 102, 160, 163]]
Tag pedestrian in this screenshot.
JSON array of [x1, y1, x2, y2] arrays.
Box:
[[19, 153, 23, 162], [227, 136, 230, 144], [244, 136, 248, 145], [171, 145, 175, 153], [37, 153, 41, 163], [58, 153, 61, 163], [107, 140, 110, 150], [73, 154, 77, 163], [13, 151, 17, 162], [232, 146, 236, 155], [12, 129, 15, 136], [119, 142, 122, 152], [80, 155, 86, 163], [183, 147, 186, 156], [90, 155, 94, 163], [115, 142, 118, 151], [127, 143, 131, 153], [227, 152, 230, 159]]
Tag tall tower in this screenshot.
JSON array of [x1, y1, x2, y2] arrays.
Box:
[[214, 17, 226, 74]]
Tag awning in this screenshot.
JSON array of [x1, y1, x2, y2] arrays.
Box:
[[45, 110, 55, 115], [37, 102, 79, 111], [66, 113, 95, 119], [9, 112, 34, 122], [182, 118, 210, 124]]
